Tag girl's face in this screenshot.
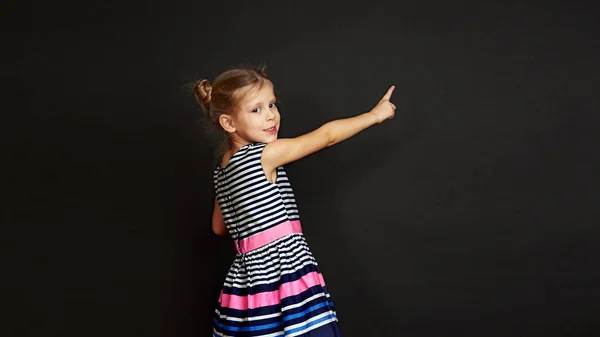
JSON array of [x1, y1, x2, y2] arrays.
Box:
[[231, 80, 280, 144]]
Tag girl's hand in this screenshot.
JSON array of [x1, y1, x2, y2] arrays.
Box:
[[369, 85, 396, 123]]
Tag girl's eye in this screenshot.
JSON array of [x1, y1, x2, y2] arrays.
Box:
[[252, 103, 276, 113]]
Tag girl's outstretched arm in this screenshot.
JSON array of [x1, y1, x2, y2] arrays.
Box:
[[212, 199, 228, 236], [262, 85, 396, 173]]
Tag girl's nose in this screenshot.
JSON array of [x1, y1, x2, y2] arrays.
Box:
[[266, 108, 275, 121]]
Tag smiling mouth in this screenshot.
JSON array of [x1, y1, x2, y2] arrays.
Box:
[[264, 126, 277, 132]]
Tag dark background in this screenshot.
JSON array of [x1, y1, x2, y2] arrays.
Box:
[[6, 0, 600, 336]]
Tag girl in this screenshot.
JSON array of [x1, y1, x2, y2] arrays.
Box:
[[194, 65, 395, 337]]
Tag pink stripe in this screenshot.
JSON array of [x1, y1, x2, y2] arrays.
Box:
[[236, 220, 302, 254], [218, 271, 326, 310]]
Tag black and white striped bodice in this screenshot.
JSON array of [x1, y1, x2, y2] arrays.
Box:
[[213, 143, 300, 241]]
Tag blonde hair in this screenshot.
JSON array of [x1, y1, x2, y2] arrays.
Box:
[[193, 64, 270, 158]]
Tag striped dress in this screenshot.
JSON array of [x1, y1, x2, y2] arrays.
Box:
[[212, 142, 342, 337]]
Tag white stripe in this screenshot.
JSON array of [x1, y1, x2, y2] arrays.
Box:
[[214, 308, 281, 322], [281, 293, 328, 311], [285, 312, 335, 336]]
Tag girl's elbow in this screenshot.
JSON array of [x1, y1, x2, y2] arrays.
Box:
[[212, 223, 229, 236], [321, 124, 336, 147], [213, 228, 227, 236]]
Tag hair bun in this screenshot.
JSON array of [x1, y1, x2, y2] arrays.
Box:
[[194, 79, 213, 110]]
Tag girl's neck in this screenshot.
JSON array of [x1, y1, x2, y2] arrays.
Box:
[[229, 137, 252, 154]]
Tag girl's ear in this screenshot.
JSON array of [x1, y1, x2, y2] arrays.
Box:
[[219, 114, 236, 133]]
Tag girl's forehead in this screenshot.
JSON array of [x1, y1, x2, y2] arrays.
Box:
[[239, 81, 275, 104]]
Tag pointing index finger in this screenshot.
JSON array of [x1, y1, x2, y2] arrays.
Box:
[[382, 85, 395, 101]]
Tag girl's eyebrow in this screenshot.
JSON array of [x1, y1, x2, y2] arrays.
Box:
[[248, 97, 277, 106]]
